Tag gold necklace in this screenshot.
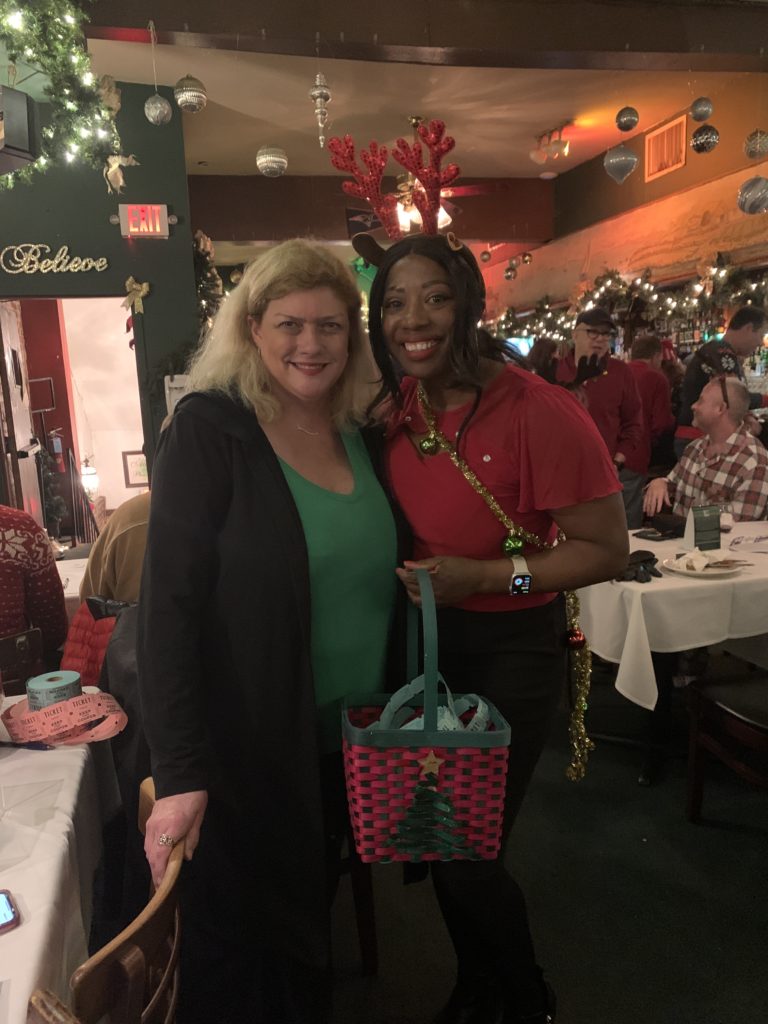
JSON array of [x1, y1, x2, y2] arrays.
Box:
[[414, 380, 594, 782]]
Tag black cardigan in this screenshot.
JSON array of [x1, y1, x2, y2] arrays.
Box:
[[137, 391, 408, 968]]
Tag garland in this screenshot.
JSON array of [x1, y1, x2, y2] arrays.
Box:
[[494, 259, 768, 341], [0, 0, 120, 190]]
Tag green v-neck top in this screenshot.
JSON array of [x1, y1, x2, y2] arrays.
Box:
[[279, 430, 397, 751]]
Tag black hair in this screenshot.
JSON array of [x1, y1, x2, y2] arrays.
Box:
[[367, 234, 504, 407], [728, 306, 768, 332]]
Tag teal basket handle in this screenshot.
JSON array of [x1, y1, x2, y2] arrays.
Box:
[[404, 568, 439, 732]]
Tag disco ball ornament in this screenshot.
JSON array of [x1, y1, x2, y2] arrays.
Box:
[[480, 250, 491, 263], [690, 124, 720, 154], [174, 75, 207, 113], [603, 144, 639, 184], [504, 266, 517, 281], [737, 176, 768, 215], [744, 129, 768, 160], [616, 106, 639, 132], [690, 97, 713, 122], [256, 146, 288, 177], [144, 93, 173, 126]]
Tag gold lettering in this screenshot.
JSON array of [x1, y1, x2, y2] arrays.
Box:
[[0, 243, 109, 274]]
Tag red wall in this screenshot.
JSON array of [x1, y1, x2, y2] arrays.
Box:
[[20, 298, 80, 474]]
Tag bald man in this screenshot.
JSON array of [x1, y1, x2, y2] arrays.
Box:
[[644, 376, 768, 522]]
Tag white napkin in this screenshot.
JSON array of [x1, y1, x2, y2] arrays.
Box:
[[669, 548, 719, 572]]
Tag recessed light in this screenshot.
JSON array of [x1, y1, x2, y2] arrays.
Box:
[[539, 171, 558, 180]]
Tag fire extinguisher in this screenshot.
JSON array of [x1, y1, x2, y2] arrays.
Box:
[[48, 429, 66, 473]]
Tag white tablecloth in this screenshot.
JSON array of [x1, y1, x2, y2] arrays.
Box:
[[55, 559, 88, 621], [577, 521, 768, 710], [0, 700, 118, 1024]]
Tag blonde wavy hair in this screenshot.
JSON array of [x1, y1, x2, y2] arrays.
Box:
[[186, 239, 374, 426]]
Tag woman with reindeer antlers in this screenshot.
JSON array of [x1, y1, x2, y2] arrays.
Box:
[[330, 122, 628, 1024]]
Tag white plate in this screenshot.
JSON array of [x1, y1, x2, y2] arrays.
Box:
[[661, 558, 742, 579]]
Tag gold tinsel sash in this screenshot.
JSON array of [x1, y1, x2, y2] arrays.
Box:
[[415, 382, 594, 781]]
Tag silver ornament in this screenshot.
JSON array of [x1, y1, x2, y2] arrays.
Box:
[[737, 176, 768, 215], [229, 268, 243, 285], [144, 93, 173, 126], [690, 124, 720, 154], [690, 97, 713, 122], [616, 106, 639, 132], [744, 129, 768, 160], [603, 144, 639, 184], [480, 250, 491, 263], [174, 75, 207, 113], [256, 146, 288, 177], [504, 266, 517, 281]]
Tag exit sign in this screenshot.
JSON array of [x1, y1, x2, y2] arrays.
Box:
[[118, 204, 170, 239]]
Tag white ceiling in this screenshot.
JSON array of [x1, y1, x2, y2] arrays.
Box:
[[86, 40, 755, 179]]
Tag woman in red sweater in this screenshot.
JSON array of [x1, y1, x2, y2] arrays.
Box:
[[366, 233, 628, 1024]]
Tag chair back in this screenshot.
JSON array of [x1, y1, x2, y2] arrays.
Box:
[[27, 990, 81, 1023], [0, 628, 43, 697], [69, 778, 183, 1024]]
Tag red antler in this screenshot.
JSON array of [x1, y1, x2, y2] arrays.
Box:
[[392, 120, 460, 235], [327, 135, 403, 240]]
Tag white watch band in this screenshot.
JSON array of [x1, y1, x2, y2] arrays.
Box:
[[512, 555, 530, 576]]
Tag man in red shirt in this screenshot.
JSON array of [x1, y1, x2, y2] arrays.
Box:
[[557, 308, 643, 526], [628, 331, 676, 474], [0, 504, 67, 655]]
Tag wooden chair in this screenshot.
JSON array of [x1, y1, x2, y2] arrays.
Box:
[[0, 627, 43, 696], [340, 834, 378, 976], [686, 672, 768, 823], [28, 778, 184, 1024]]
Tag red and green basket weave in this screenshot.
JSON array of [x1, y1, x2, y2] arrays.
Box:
[[342, 569, 511, 864]]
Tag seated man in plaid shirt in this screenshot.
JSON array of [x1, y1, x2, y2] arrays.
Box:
[[644, 376, 768, 522]]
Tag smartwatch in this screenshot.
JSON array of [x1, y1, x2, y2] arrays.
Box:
[[508, 555, 533, 596]]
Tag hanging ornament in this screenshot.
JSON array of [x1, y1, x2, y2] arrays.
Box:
[[504, 266, 517, 280], [520, 252, 533, 265], [744, 129, 768, 160], [144, 93, 172, 126], [502, 534, 524, 556], [309, 72, 332, 148], [603, 144, 638, 184], [690, 97, 713, 122], [229, 268, 243, 285], [256, 146, 288, 176], [615, 106, 639, 132], [480, 250, 491, 262], [419, 434, 440, 456], [737, 176, 768, 215], [690, 124, 720, 154], [174, 75, 207, 113], [144, 22, 172, 126], [567, 628, 587, 650]]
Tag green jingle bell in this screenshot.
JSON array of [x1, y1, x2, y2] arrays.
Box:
[[419, 435, 440, 456], [502, 534, 524, 556]]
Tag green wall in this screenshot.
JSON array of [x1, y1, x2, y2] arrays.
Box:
[[0, 82, 198, 456]]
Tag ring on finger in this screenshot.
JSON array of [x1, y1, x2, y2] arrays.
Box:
[[157, 833, 176, 847]]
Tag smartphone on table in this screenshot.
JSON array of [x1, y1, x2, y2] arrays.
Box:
[[0, 889, 21, 933]]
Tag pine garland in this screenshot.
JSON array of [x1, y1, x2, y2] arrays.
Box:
[[0, 0, 120, 190]]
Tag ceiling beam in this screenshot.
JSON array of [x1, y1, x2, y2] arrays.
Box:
[[85, 1, 768, 72]]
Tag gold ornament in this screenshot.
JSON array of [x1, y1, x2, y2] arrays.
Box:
[[122, 276, 150, 314], [415, 382, 594, 781]]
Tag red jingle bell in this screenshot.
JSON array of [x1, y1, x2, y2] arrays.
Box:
[[567, 628, 586, 650]]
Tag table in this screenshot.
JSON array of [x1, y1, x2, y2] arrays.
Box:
[[55, 559, 88, 621], [0, 700, 119, 1023], [577, 520, 768, 710]]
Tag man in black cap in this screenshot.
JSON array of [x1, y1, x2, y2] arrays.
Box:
[[557, 308, 643, 525]]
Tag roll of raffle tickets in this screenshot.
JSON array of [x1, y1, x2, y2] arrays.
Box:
[[26, 670, 82, 711]]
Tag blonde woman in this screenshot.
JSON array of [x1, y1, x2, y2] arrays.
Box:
[[137, 240, 404, 1024]]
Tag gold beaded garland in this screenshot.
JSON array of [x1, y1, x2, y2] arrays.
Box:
[[415, 382, 595, 781]]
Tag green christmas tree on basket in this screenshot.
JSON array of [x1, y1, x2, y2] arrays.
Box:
[[391, 750, 476, 861]]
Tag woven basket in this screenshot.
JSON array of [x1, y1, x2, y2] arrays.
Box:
[[342, 569, 510, 864]]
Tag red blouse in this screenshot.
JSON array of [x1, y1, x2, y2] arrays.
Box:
[[386, 365, 621, 611]]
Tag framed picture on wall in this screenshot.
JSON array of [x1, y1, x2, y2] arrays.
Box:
[[122, 450, 149, 489]]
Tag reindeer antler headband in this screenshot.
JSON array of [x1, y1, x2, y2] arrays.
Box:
[[328, 119, 461, 258]]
